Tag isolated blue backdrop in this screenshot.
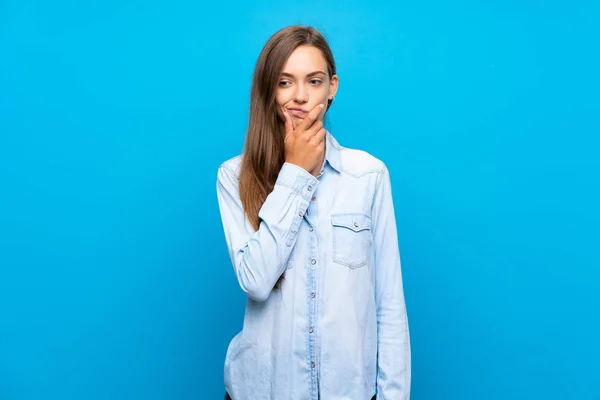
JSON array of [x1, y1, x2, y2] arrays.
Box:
[[1, 0, 598, 399]]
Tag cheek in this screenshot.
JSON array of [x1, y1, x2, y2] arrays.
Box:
[[318, 108, 327, 121], [318, 90, 330, 107], [275, 94, 286, 116], [276, 89, 290, 105]]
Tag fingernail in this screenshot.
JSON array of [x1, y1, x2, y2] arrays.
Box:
[[320, 104, 324, 109]]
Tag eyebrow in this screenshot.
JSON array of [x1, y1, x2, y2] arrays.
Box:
[[280, 71, 327, 78]]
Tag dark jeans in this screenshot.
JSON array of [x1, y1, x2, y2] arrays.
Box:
[[224, 394, 376, 400]]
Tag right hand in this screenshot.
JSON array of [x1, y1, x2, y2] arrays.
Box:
[[283, 103, 326, 173]]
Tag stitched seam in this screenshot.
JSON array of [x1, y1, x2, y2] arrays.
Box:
[[285, 210, 302, 247]]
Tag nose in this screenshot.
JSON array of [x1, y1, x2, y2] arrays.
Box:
[[293, 83, 308, 104]]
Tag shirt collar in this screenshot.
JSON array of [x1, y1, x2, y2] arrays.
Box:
[[323, 130, 342, 173]]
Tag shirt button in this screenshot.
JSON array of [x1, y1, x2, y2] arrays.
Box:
[[311, 362, 315, 368], [311, 292, 316, 298], [354, 222, 359, 228], [309, 327, 314, 333], [311, 259, 316, 265], [298, 212, 303, 217], [309, 226, 314, 232], [307, 185, 312, 191], [311, 196, 316, 201]]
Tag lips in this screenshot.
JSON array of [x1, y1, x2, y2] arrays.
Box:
[[287, 108, 308, 118]]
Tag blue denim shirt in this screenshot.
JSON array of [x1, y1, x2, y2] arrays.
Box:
[[216, 131, 411, 400]]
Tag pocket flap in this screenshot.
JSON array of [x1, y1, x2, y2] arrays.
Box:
[[330, 213, 372, 232]]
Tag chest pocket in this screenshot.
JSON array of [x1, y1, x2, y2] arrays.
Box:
[[330, 213, 372, 269]]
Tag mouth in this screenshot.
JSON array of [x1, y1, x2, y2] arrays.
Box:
[[287, 108, 308, 118]]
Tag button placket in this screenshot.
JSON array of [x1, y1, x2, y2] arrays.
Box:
[[285, 202, 308, 247], [306, 196, 319, 398]]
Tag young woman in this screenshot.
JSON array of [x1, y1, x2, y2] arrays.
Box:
[[216, 25, 411, 400]]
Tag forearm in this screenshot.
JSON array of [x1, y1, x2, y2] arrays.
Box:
[[217, 162, 318, 302], [376, 297, 411, 399]]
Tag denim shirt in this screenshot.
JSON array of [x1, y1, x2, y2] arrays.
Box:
[[216, 131, 411, 400]]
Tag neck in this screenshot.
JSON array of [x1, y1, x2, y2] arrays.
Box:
[[310, 143, 326, 177]]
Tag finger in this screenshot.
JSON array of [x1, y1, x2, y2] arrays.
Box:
[[283, 110, 294, 138], [305, 119, 324, 138], [310, 128, 327, 145], [290, 111, 299, 130], [315, 127, 327, 142], [297, 103, 324, 132], [316, 138, 325, 154], [283, 106, 300, 131]]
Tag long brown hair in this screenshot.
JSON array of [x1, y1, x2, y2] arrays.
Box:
[[238, 25, 336, 288]]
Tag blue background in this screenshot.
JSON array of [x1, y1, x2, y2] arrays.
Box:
[[1, 0, 599, 399]]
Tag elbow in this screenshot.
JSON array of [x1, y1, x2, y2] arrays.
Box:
[[236, 264, 272, 302], [245, 287, 271, 302], [240, 282, 271, 302]]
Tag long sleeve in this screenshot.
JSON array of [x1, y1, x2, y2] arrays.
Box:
[[216, 161, 319, 302], [372, 165, 411, 399]]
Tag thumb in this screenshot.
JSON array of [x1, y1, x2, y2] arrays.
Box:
[[283, 110, 294, 139]]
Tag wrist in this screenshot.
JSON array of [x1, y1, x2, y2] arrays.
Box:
[[284, 159, 309, 173]]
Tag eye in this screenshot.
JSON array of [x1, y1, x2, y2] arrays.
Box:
[[279, 81, 291, 87], [310, 79, 323, 85]]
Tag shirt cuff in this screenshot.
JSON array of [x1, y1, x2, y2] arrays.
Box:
[[275, 162, 319, 202]]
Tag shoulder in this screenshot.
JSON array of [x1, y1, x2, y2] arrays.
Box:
[[337, 144, 386, 179], [217, 154, 243, 181]]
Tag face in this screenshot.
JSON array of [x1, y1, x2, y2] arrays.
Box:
[[276, 45, 339, 125]]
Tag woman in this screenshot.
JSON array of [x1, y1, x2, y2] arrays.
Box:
[[216, 25, 411, 400]]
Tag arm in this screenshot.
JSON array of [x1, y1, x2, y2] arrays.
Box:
[[216, 161, 318, 302], [372, 165, 411, 399]]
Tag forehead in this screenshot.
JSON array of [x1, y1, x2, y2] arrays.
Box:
[[281, 45, 327, 74]]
